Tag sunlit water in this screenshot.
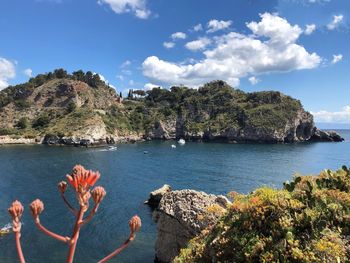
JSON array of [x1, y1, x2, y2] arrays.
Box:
[[0, 130, 349, 262]]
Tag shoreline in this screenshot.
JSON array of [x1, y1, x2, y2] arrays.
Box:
[[0, 133, 347, 147]]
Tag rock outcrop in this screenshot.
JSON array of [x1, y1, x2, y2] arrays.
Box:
[[145, 184, 172, 207], [310, 129, 344, 142], [153, 190, 231, 263]]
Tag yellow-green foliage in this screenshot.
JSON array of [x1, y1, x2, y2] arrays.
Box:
[[174, 166, 350, 263]]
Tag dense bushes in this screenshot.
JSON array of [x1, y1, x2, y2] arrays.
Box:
[[175, 166, 350, 263]]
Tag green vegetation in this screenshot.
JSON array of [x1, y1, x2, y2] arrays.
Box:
[[0, 70, 306, 140], [16, 117, 29, 129], [119, 80, 302, 136], [174, 166, 350, 263], [32, 114, 50, 128]]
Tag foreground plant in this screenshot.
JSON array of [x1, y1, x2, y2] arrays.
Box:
[[175, 166, 350, 263], [8, 164, 141, 263]]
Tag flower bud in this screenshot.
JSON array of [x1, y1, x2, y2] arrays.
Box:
[[129, 215, 141, 239], [91, 186, 106, 204], [58, 181, 68, 194], [30, 199, 44, 218], [8, 200, 24, 220]]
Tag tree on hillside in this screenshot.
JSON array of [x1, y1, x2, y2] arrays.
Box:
[[72, 70, 85, 81], [54, 68, 68, 79], [16, 117, 29, 129]]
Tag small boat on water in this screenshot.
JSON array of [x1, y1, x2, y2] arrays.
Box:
[[0, 223, 12, 236], [108, 146, 118, 151], [178, 139, 186, 145], [171, 144, 176, 148], [144, 151, 149, 154]]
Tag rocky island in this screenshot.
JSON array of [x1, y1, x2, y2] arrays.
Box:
[[0, 69, 343, 145]]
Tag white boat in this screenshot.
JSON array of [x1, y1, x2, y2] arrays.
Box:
[[178, 139, 186, 145], [108, 146, 118, 151], [0, 223, 12, 236], [171, 144, 176, 148]]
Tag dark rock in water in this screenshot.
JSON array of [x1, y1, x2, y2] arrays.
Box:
[[153, 189, 231, 263], [145, 184, 172, 207], [42, 134, 117, 147], [310, 129, 344, 142]]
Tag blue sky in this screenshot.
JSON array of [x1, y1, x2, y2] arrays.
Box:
[[0, 0, 349, 126]]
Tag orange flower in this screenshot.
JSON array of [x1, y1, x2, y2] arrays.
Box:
[[30, 199, 44, 218], [8, 200, 24, 220], [91, 186, 106, 204], [129, 215, 141, 240], [250, 196, 260, 204], [66, 165, 100, 192], [58, 181, 67, 193]]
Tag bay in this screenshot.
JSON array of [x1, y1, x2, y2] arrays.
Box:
[[0, 130, 349, 262]]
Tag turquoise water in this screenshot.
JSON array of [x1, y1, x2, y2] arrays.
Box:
[[0, 130, 349, 262]]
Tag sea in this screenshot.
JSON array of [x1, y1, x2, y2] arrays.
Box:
[[0, 130, 349, 262]]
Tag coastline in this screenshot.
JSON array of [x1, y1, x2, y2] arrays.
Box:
[[0, 130, 347, 147]]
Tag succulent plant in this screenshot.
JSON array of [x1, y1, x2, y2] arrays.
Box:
[[8, 165, 141, 263]]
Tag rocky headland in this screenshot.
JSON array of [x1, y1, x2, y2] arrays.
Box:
[[0, 69, 343, 145]]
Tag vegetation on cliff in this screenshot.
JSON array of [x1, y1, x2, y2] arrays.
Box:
[[174, 166, 350, 262], [0, 69, 319, 142]]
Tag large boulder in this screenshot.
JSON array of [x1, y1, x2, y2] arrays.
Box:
[[153, 190, 231, 263], [146, 184, 172, 207]]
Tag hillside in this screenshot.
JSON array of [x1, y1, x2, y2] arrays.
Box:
[[0, 70, 343, 145]]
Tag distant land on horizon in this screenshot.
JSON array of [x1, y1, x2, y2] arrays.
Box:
[[316, 123, 350, 130]]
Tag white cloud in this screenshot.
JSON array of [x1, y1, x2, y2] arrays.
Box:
[[312, 106, 350, 123], [144, 83, 161, 90], [121, 69, 132, 75], [93, 72, 109, 84], [332, 54, 343, 64], [35, 0, 63, 3], [120, 60, 131, 68], [207, 19, 232, 33], [97, 0, 151, 19], [116, 74, 124, 81], [308, 0, 331, 3], [304, 24, 316, 35], [23, 68, 33, 78], [327, 14, 344, 30], [163, 41, 175, 49], [193, 23, 203, 32], [248, 76, 260, 85], [171, 32, 187, 40], [142, 13, 321, 88], [185, 37, 211, 51], [246, 13, 302, 45], [0, 58, 16, 90]]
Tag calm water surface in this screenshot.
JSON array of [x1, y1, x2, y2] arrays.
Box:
[[0, 130, 349, 262]]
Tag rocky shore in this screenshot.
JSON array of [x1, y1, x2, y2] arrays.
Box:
[[147, 185, 231, 263]]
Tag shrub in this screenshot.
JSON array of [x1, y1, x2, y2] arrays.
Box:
[[16, 117, 29, 129], [32, 114, 50, 128], [175, 166, 350, 263]]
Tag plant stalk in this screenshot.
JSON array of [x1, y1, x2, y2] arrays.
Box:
[[66, 207, 85, 263], [15, 231, 26, 263]]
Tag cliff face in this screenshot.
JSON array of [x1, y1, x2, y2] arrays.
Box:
[[144, 89, 342, 143], [0, 71, 343, 144]]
